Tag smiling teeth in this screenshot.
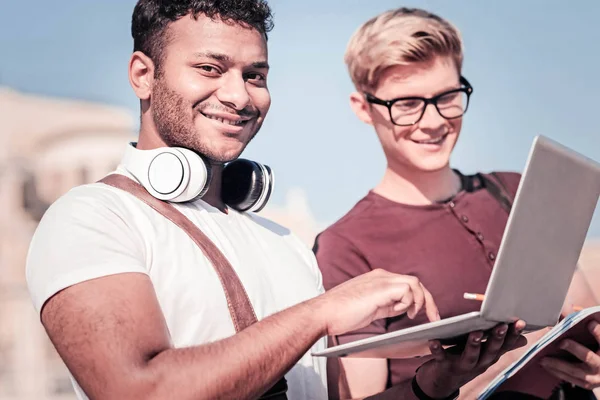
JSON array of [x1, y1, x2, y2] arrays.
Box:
[[417, 136, 444, 144], [205, 115, 245, 126]]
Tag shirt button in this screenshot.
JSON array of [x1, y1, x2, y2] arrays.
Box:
[[488, 252, 496, 261], [449, 201, 455, 208], [477, 232, 484, 241], [461, 215, 469, 223]]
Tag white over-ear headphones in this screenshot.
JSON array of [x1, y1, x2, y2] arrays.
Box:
[[121, 142, 274, 212]]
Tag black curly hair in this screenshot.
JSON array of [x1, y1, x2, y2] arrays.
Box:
[[132, 0, 274, 71]]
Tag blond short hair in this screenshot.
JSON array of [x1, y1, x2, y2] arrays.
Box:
[[345, 8, 463, 92]]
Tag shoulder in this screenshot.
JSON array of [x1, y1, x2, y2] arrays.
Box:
[[313, 194, 381, 284], [27, 173, 156, 272], [246, 212, 317, 261], [38, 182, 124, 224], [245, 212, 293, 237], [483, 170, 522, 197], [28, 176, 147, 263], [26, 179, 149, 314], [36, 178, 145, 230], [315, 193, 378, 248], [490, 171, 522, 185], [246, 212, 312, 260]]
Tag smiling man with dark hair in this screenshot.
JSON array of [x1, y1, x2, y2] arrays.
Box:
[[25, 1, 446, 399]]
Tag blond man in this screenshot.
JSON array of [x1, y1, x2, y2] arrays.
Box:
[[314, 7, 600, 400]]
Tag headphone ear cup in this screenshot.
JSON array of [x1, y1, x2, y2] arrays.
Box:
[[253, 164, 274, 213], [222, 159, 273, 212], [170, 147, 212, 202]]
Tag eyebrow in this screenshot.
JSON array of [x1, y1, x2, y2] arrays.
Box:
[[251, 61, 270, 70], [389, 85, 462, 100], [193, 52, 269, 69]]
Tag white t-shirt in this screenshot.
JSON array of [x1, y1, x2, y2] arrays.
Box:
[[26, 167, 328, 400]]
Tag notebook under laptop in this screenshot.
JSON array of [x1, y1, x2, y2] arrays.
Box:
[[313, 135, 600, 359]]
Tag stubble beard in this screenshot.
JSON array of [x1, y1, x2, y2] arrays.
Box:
[[151, 77, 260, 163]]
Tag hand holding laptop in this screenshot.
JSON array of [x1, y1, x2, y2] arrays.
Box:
[[414, 320, 528, 398]]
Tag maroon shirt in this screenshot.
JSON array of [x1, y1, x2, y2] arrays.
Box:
[[314, 171, 521, 386]]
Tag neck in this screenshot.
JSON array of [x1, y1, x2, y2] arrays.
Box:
[[135, 135, 165, 150], [374, 164, 460, 205], [136, 106, 165, 150]]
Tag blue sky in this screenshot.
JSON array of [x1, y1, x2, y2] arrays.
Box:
[[1, 0, 599, 237]]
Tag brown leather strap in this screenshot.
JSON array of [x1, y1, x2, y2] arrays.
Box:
[[100, 173, 288, 399], [99, 174, 258, 331]]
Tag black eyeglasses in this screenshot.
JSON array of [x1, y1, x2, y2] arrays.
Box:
[[364, 76, 473, 126]]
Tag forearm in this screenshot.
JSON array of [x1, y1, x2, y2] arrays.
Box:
[[143, 298, 326, 400]]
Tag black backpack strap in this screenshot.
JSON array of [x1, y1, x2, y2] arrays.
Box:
[[476, 173, 514, 214], [491, 172, 513, 200]]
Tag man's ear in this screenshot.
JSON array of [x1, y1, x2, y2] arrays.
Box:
[[349, 91, 374, 126], [129, 51, 156, 101]]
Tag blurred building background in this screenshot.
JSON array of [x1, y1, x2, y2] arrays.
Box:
[[0, 87, 598, 399]]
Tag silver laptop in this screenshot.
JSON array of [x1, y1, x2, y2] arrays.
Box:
[[313, 135, 600, 359]]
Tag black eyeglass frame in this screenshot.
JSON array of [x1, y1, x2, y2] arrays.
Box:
[[364, 76, 474, 126]]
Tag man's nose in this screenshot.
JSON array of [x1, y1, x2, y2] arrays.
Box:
[[418, 103, 447, 131], [215, 73, 251, 111]]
